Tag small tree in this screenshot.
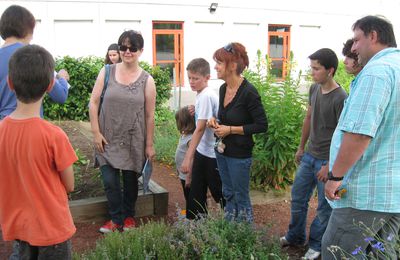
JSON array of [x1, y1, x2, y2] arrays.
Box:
[[244, 51, 307, 190]]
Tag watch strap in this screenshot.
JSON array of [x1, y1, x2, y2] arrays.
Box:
[[328, 171, 343, 181]]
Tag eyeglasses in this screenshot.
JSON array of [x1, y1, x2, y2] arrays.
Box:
[[119, 45, 138, 53], [223, 43, 234, 54]]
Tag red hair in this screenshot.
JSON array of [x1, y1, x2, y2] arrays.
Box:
[[213, 42, 249, 75]]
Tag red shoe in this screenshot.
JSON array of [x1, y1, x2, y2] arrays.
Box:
[[123, 217, 136, 231], [99, 220, 121, 233]]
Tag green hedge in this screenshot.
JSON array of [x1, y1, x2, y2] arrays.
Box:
[[43, 56, 172, 121]]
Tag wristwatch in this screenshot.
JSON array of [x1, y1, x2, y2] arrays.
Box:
[[328, 171, 343, 181]]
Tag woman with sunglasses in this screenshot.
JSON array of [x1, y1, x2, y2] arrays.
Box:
[[208, 42, 267, 223], [89, 30, 156, 233]]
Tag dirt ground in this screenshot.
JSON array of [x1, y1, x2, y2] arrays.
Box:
[[0, 121, 317, 259]]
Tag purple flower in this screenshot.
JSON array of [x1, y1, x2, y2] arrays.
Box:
[[364, 237, 375, 243], [352, 246, 362, 255], [372, 241, 385, 252]]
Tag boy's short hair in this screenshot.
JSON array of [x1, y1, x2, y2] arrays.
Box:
[[308, 48, 339, 76], [342, 39, 357, 59], [0, 5, 35, 40], [8, 45, 55, 103], [186, 58, 210, 76]]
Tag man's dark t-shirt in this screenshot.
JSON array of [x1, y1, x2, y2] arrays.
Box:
[[307, 84, 347, 160]]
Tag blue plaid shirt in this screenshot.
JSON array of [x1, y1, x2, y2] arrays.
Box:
[[329, 48, 400, 213]]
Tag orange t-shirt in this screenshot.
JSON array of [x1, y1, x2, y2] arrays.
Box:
[[0, 117, 77, 246]]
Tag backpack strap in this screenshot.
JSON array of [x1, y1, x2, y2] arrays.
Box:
[[98, 64, 110, 116]]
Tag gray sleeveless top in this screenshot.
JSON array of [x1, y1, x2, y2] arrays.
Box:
[[96, 64, 150, 172]]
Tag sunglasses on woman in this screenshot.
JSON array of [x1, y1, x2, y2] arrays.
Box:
[[223, 43, 234, 54], [119, 45, 138, 53]]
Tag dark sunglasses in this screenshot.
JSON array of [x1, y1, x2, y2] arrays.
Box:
[[119, 45, 138, 53], [223, 43, 234, 54]]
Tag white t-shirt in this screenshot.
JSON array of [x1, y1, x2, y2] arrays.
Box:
[[195, 87, 219, 158]]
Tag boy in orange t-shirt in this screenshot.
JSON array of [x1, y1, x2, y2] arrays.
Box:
[[0, 45, 77, 259]]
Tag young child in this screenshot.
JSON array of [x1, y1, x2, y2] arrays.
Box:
[[180, 58, 224, 219], [104, 43, 121, 65], [175, 106, 196, 205], [0, 45, 77, 259]]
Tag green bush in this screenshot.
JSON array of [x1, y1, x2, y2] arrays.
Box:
[[334, 61, 354, 94], [75, 213, 285, 259], [154, 106, 179, 165], [245, 51, 307, 190], [44, 56, 103, 120], [139, 62, 172, 108], [43, 57, 172, 121]]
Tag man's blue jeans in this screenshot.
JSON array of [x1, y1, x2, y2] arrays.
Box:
[[215, 152, 253, 223], [285, 152, 331, 252]]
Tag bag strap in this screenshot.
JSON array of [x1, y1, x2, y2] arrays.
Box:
[[98, 64, 110, 116]]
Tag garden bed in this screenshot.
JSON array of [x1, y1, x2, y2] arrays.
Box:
[[0, 121, 318, 259], [52, 121, 169, 221]]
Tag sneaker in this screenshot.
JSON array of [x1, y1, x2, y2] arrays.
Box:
[[123, 217, 136, 231], [302, 248, 321, 260], [280, 236, 307, 247], [280, 236, 290, 247], [99, 220, 121, 233]]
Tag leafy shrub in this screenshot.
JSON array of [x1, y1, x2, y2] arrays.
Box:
[[334, 61, 354, 94], [43, 57, 172, 121], [154, 106, 179, 165], [75, 212, 285, 259], [44, 56, 103, 120], [245, 51, 307, 190], [139, 62, 172, 108]]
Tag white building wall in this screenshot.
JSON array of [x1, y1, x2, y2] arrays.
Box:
[[1, 0, 400, 93]]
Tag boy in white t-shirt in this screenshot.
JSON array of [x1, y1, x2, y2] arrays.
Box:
[[180, 58, 224, 219]]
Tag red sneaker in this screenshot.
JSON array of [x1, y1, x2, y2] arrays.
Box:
[[99, 220, 121, 233], [123, 217, 136, 231]]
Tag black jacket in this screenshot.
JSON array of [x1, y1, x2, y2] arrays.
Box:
[[217, 78, 267, 158]]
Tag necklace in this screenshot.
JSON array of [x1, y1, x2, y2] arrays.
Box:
[[224, 78, 243, 106]]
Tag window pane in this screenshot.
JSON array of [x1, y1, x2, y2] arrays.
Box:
[[269, 36, 283, 58], [153, 23, 182, 30], [268, 25, 290, 32], [271, 60, 283, 78], [156, 34, 175, 61]]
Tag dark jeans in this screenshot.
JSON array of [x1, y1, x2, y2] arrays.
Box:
[[11, 239, 71, 260], [285, 152, 331, 251], [186, 151, 225, 219], [180, 179, 190, 203], [322, 208, 400, 260], [100, 165, 138, 225]]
